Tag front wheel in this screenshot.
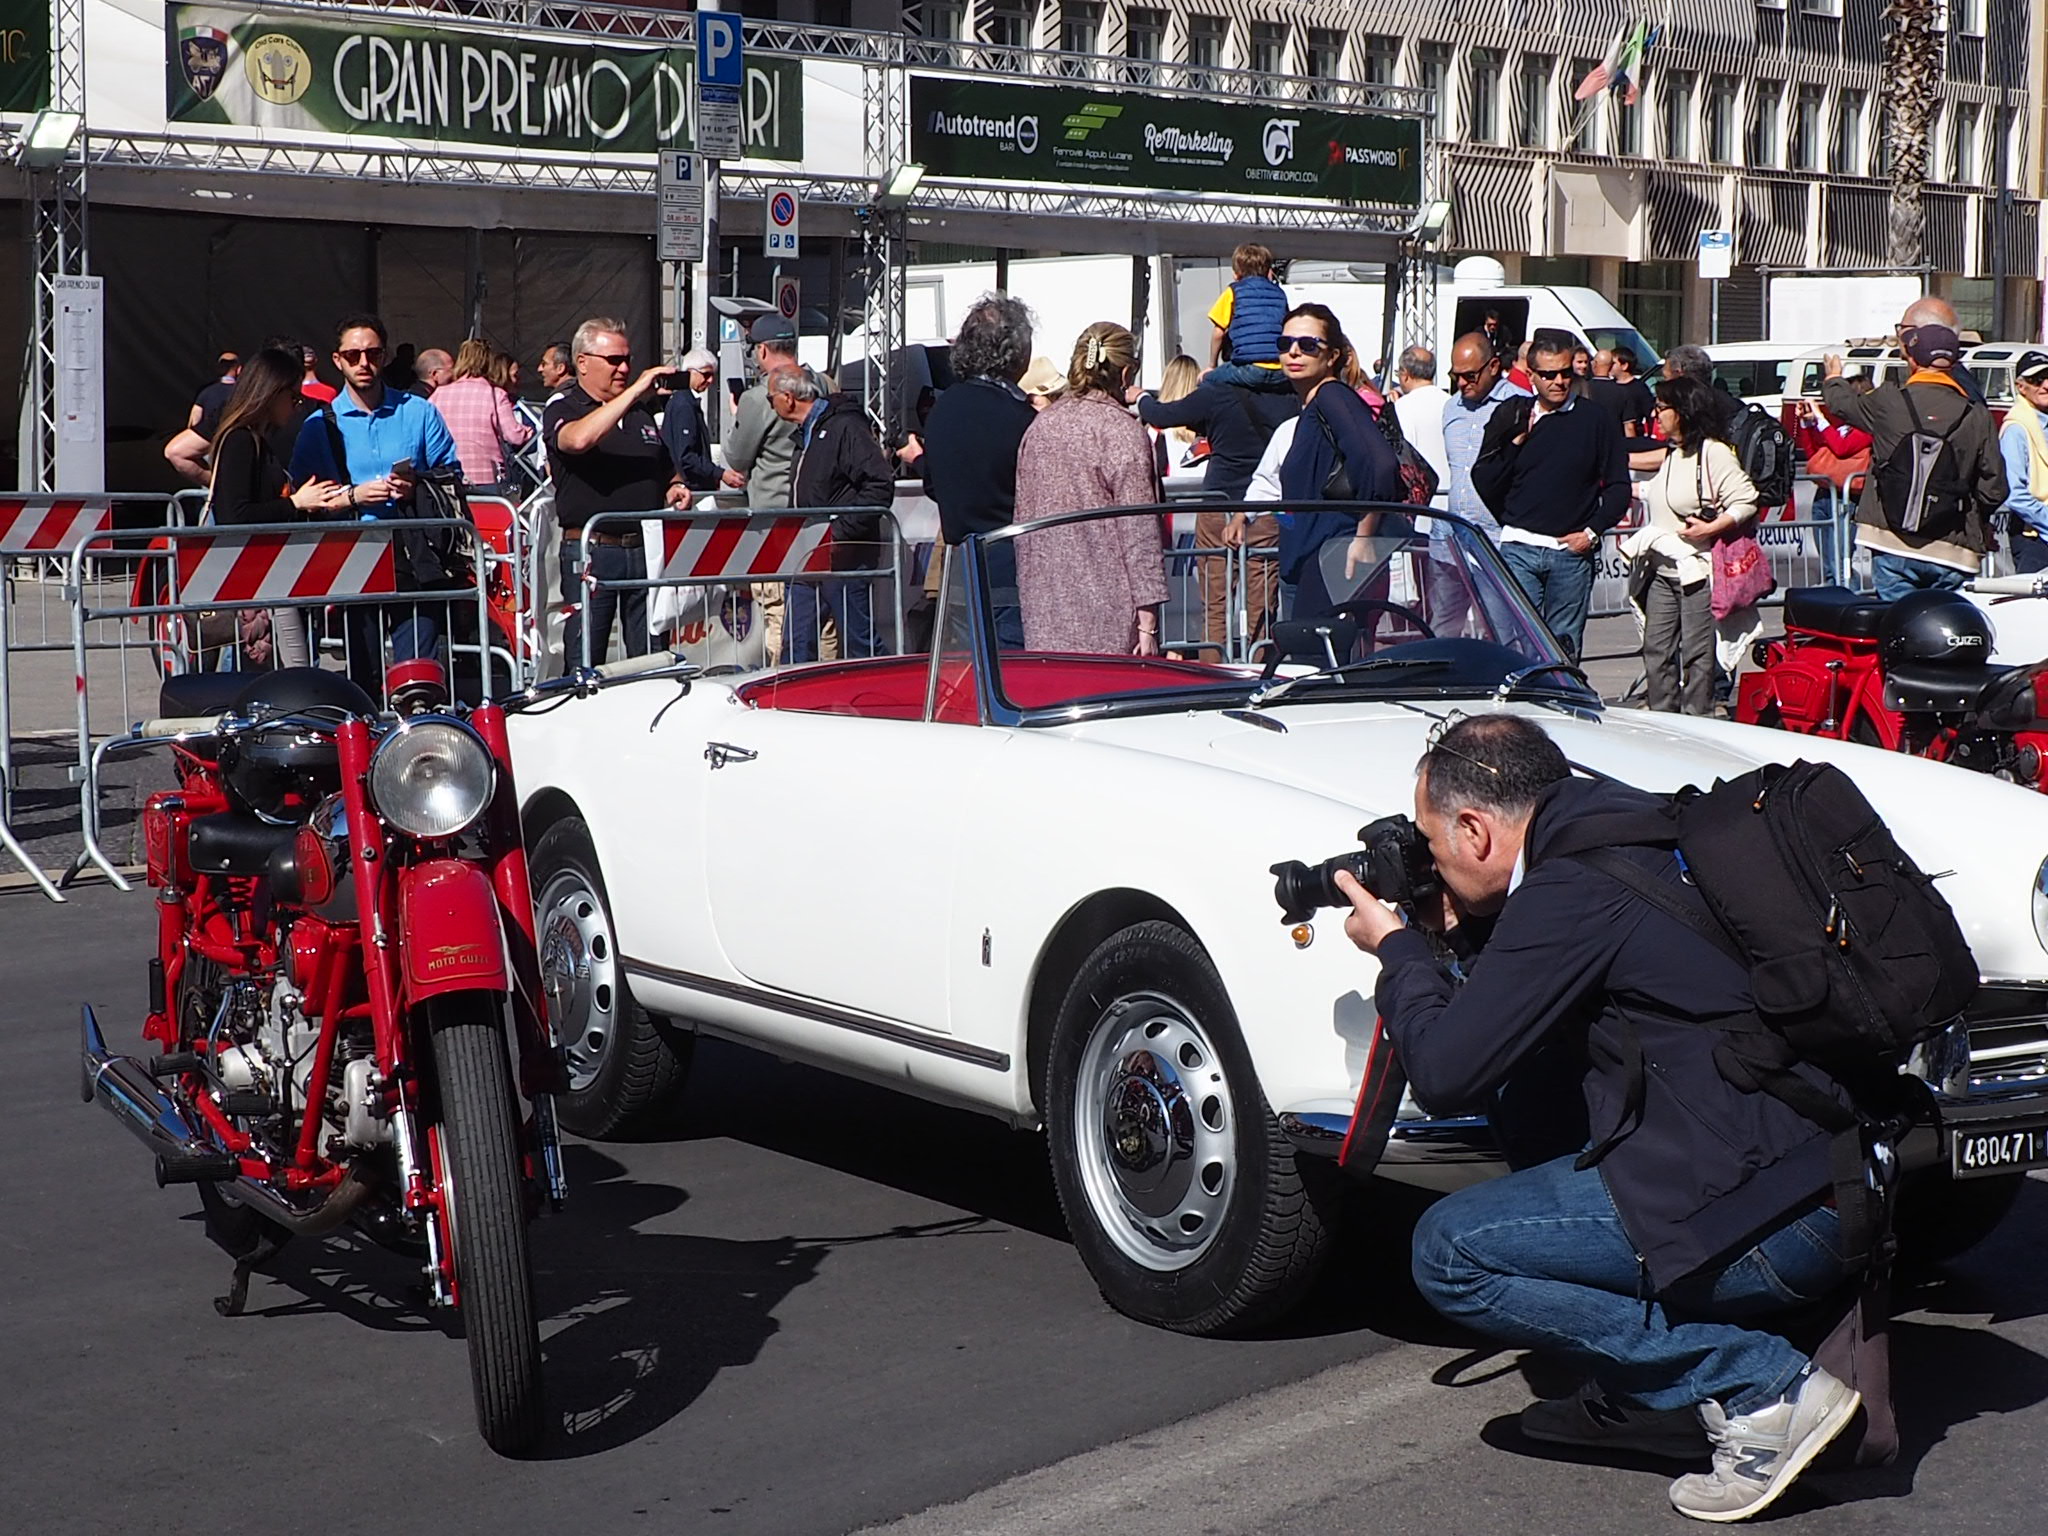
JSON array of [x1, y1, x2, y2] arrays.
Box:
[[1042, 921, 1339, 1335], [430, 1000, 545, 1455]]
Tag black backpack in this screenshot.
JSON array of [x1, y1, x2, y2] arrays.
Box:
[[1726, 400, 1796, 509], [1547, 760, 1978, 1263], [1874, 405, 1968, 536]]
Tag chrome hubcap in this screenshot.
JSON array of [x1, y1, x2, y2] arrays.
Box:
[[1073, 993, 1236, 1272], [537, 869, 617, 1093]]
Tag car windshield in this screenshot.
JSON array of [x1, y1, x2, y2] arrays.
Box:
[[959, 506, 1593, 721]]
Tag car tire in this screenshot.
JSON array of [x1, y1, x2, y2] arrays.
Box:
[[1896, 1169, 2025, 1267], [1042, 920, 1339, 1336], [531, 816, 694, 1140]]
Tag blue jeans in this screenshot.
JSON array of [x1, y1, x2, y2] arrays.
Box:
[[1498, 541, 1597, 663], [783, 577, 879, 663], [1412, 1154, 1848, 1415], [1870, 550, 1971, 603], [343, 602, 439, 699]]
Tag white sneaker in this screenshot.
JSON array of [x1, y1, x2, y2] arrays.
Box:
[[1520, 1383, 1711, 1461], [1668, 1366, 1861, 1523]]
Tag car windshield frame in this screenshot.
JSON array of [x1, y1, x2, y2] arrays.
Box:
[[944, 503, 1597, 727]]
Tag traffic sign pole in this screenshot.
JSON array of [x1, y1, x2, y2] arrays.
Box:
[[691, 3, 743, 358]]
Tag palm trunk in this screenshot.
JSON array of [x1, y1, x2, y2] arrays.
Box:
[[1883, 0, 1944, 270]]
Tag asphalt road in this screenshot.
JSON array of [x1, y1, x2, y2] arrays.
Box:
[[10, 886, 2047, 1535]]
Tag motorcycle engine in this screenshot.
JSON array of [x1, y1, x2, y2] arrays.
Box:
[[211, 977, 382, 1144]]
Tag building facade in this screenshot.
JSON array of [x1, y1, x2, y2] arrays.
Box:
[[792, 0, 2045, 348]]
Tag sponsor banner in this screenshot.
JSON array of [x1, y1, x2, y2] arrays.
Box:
[[1, 0, 51, 112], [909, 75, 1421, 205], [165, 3, 802, 158]]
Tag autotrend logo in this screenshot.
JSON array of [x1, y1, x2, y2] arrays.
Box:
[[926, 108, 1040, 155], [1060, 103, 1122, 143], [1262, 118, 1300, 166]]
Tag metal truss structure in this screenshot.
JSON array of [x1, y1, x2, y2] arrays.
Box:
[[1395, 143, 1444, 369], [24, 0, 89, 491], [859, 46, 910, 435]]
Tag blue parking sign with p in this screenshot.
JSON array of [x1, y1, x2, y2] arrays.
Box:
[[699, 14, 743, 87]]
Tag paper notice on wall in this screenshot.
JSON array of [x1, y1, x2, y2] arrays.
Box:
[[53, 277, 105, 488]]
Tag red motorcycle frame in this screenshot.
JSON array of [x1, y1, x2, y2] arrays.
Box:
[[81, 658, 582, 1456], [1735, 588, 2048, 791]]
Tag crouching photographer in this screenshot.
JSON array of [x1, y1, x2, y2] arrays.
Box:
[[1332, 713, 1857, 1524]]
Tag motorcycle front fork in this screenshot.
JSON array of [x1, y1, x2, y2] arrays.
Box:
[[390, 1085, 453, 1308]]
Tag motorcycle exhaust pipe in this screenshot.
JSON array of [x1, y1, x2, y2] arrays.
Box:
[[80, 1005, 373, 1235]]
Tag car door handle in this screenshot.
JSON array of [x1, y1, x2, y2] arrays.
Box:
[[705, 741, 758, 769]]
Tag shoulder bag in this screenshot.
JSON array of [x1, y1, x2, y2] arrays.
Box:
[[1701, 445, 1773, 620]]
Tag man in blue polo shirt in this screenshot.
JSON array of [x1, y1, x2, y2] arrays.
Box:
[[291, 313, 461, 696]]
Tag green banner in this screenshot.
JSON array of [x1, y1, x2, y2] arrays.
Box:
[[165, 3, 802, 158], [1, 0, 52, 113], [911, 76, 1421, 206]]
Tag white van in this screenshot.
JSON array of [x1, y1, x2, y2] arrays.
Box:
[[1704, 341, 1830, 414]]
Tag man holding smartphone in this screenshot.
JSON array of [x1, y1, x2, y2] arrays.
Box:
[[543, 316, 693, 666], [290, 313, 462, 697]]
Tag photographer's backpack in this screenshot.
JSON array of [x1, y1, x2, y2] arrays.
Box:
[[1726, 401, 1796, 510], [1874, 405, 1968, 536]]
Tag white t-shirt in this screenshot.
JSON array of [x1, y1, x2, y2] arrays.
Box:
[[1393, 382, 1451, 491], [1246, 417, 1300, 502]]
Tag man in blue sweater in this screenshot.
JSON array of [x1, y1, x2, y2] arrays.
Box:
[[1470, 328, 1631, 661]]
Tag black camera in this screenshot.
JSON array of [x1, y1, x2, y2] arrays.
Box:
[[1270, 814, 1440, 925]]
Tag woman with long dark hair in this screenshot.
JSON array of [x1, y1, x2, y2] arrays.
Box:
[[1623, 373, 1759, 714], [1274, 303, 1401, 624], [207, 348, 350, 667]]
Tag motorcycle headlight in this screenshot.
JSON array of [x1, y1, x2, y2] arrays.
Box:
[[368, 719, 495, 840]]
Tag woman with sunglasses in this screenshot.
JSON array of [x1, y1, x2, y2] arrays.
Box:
[[1274, 303, 1401, 624], [1622, 374, 1758, 715]]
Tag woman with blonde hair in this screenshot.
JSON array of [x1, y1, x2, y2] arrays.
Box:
[[1014, 322, 1167, 654], [428, 336, 534, 492]]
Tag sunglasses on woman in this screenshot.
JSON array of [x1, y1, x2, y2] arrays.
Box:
[[1278, 334, 1332, 356]]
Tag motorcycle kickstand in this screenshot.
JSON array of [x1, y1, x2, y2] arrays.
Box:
[[214, 1232, 291, 1318]]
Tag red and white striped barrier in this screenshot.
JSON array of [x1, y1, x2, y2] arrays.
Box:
[[173, 527, 396, 605], [655, 513, 832, 581], [0, 497, 112, 555]]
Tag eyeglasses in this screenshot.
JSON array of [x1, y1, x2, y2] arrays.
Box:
[[583, 352, 633, 368], [1530, 366, 1576, 381], [336, 347, 387, 365], [1278, 334, 1332, 357], [1424, 711, 1504, 778], [1447, 366, 1493, 385]]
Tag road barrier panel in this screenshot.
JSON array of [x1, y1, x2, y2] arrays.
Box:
[[65, 517, 492, 890]]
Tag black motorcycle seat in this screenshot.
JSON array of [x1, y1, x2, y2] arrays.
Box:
[[1784, 586, 1888, 641], [1883, 660, 2012, 715], [158, 671, 252, 721], [188, 812, 299, 877]]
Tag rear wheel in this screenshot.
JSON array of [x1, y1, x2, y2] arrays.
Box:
[[1042, 921, 1339, 1335], [430, 999, 545, 1456], [532, 816, 694, 1139]]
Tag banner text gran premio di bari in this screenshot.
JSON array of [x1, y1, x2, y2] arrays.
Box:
[[166, 3, 802, 158]]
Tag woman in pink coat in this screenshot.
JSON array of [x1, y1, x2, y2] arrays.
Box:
[[1014, 322, 1167, 655]]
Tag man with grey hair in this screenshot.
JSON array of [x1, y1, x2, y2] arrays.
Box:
[[658, 346, 732, 494], [538, 343, 572, 396], [413, 347, 454, 397], [769, 366, 895, 662], [542, 316, 691, 664], [921, 291, 1036, 646], [725, 315, 808, 655], [1392, 344, 1449, 494]]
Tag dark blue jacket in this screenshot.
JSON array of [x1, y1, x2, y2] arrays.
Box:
[[1226, 275, 1289, 364], [1375, 776, 1841, 1292], [1276, 384, 1403, 611], [659, 388, 721, 493], [1135, 381, 1299, 501]]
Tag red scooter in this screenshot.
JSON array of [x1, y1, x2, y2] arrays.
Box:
[[1735, 585, 2048, 790], [79, 650, 682, 1453]]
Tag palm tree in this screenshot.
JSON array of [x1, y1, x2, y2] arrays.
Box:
[[1882, 0, 1945, 270]]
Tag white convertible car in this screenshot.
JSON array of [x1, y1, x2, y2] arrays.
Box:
[[509, 508, 2048, 1335]]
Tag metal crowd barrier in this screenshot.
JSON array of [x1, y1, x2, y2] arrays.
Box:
[[1, 493, 185, 898], [575, 506, 908, 674], [64, 517, 492, 889]]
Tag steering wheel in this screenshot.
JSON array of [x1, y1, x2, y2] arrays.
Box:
[[1333, 597, 1437, 640]]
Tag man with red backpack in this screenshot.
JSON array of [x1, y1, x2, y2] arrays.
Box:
[[1821, 325, 2007, 602]]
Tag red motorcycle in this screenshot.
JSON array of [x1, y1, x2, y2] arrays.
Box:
[[79, 651, 673, 1453], [1735, 585, 2048, 791]]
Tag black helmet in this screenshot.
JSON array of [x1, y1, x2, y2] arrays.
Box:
[[219, 668, 375, 824], [1879, 590, 1994, 669]]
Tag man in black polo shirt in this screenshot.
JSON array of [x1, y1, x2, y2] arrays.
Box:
[[543, 316, 692, 666], [1472, 328, 1631, 662]]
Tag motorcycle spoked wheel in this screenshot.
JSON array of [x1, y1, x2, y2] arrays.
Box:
[[424, 995, 546, 1456]]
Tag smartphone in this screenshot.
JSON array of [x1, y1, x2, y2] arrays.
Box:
[[389, 458, 415, 479], [654, 372, 687, 391]]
